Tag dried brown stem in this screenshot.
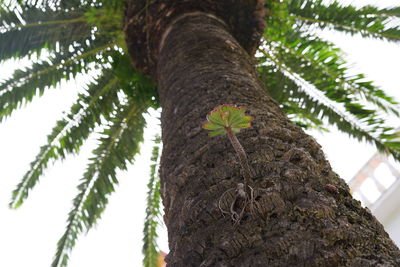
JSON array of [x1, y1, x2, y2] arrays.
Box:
[[226, 127, 253, 187]]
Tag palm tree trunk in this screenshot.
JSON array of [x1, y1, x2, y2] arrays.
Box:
[[153, 13, 400, 266]]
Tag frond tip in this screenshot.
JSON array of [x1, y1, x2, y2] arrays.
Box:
[[289, 0, 400, 42], [9, 71, 119, 209], [143, 135, 163, 267], [0, 5, 91, 62], [52, 99, 147, 267]]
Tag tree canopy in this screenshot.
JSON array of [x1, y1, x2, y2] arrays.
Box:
[[1, 0, 400, 266]]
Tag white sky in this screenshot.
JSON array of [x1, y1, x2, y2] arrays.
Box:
[[1, 1, 400, 266]]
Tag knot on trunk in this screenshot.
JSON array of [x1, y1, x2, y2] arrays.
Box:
[[124, 0, 267, 76]]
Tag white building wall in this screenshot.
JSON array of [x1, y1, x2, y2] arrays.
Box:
[[370, 178, 400, 247], [349, 153, 400, 247]]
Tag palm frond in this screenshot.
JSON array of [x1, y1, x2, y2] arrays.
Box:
[[0, 41, 114, 121], [261, 44, 380, 124], [258, 64, 326, 131], [258, 57, 400, 161], [22, 0, 92, 9], [262, 31, 400, 116], [262, 25, 399, 150], [52, 98, 147, 267], [9, 71, 120, 208], [0, 5, 91, 61], [24, 0, 121, 10], [0, 3, 20, 29], [143, 135, 162, 267], [372, 6, 400, 18], [288, 0, 400, 42]]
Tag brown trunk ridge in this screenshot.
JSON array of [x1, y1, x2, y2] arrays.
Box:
[[125, 4, 400, 267]]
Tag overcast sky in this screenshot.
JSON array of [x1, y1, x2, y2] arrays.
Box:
[[1, 1, 400, 266]]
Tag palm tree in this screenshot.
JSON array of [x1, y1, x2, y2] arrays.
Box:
[[1, 0, 400, 265]]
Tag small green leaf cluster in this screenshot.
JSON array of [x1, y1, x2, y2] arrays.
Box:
[[202, 104, 253, 137]]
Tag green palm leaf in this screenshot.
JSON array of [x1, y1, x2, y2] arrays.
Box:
[[0, 41, 114, 121], [261, 1, 400, 160], [373, 6, 400, 18], [0, 6, 91, 61], [289, 0, 400, 42], [259, 60, 400, 161], [9, 71, 120, 208], [260, 45, 385, 126], [52, 97, 147, 267], [258, 64, 326, 131], [143, 135, 162, 267], [264, 30, 399, 115], [262, 42, 397, 125], [0, 4, 20, 28]]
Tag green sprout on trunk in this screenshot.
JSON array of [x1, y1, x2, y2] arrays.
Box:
[[202, 104, 253, 136], [203, 104, 254, 186], [202, 104, 257, 224]]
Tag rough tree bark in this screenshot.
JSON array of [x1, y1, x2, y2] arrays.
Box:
[[125, 1, 400, 266]]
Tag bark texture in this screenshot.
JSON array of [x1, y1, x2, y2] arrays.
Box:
[[124, 0, 266, 75], [155, 14, 400, 266]]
